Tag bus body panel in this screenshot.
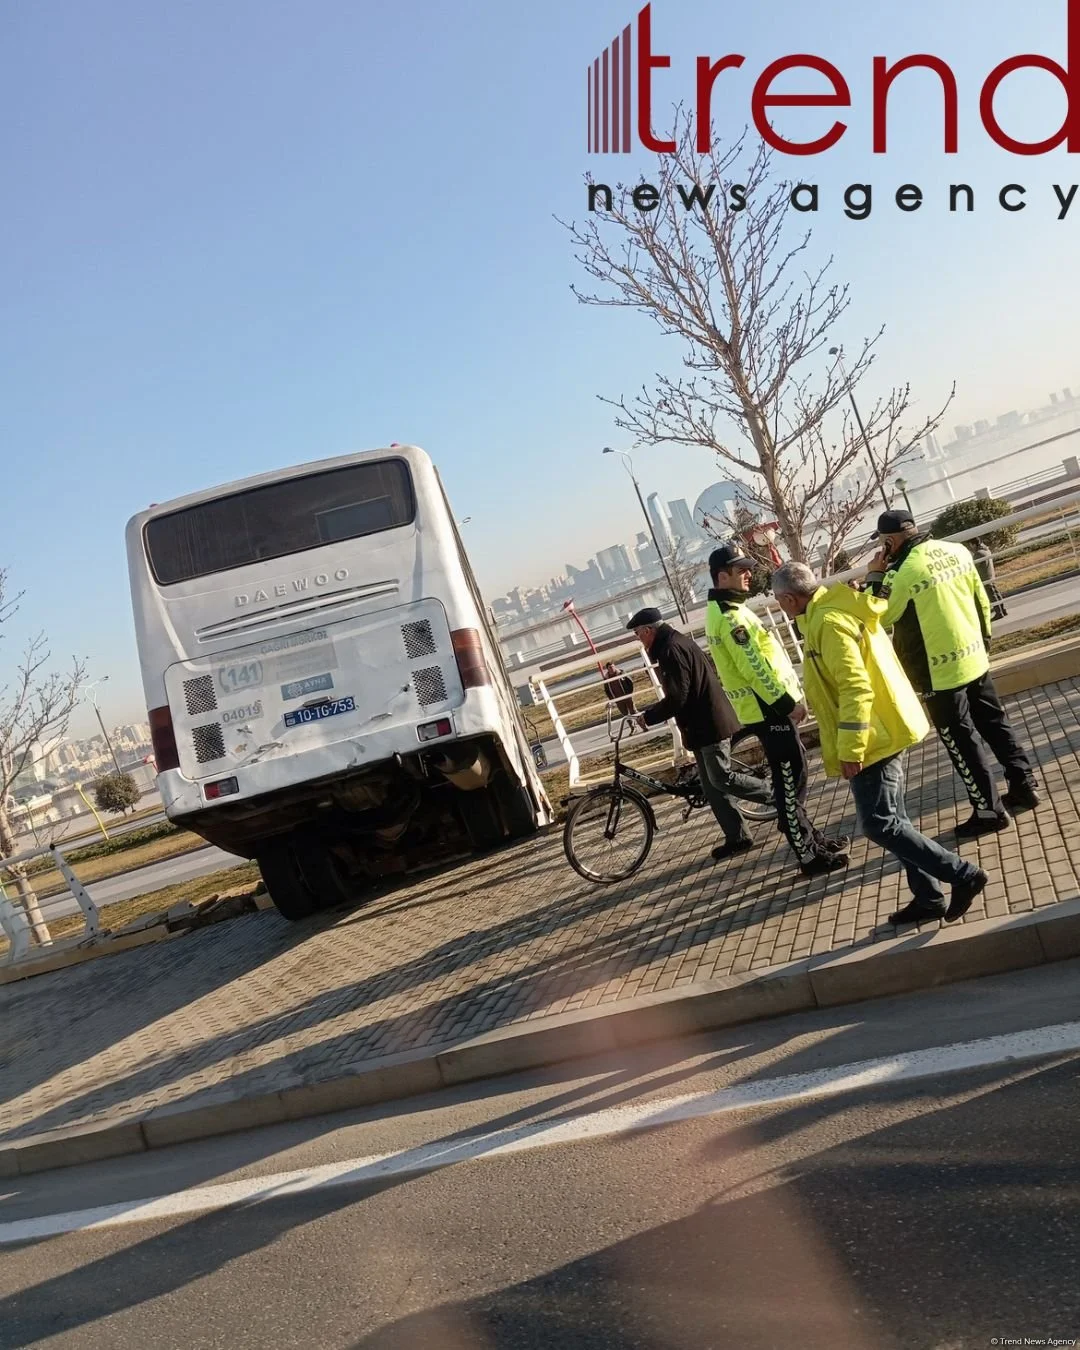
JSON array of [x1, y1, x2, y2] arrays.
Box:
[[125, 445, 552, 882]]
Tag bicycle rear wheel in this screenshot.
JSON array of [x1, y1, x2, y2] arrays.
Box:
[[563, 786, 654, 884], [730, 728, 777, 821]]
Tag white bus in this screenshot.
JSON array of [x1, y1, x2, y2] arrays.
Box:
[[126, 444, 553, 919]]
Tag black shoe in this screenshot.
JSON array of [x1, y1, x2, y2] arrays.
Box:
[[822, 835, 851, 854], [1002, 782, 1041, 813], [889, 898, 946, 926], [800, 851, 849, 877], [712, 838, 755, 863], [946, 869, 988, 923], [954, 810, 1011, 839]]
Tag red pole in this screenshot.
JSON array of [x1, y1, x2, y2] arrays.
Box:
[[562, 600, 606, 678]]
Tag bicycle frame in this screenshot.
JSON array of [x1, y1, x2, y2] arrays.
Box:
[[606, 709, 700, 808]]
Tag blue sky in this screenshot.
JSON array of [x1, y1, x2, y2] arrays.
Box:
[[3, 0, 1079, 734]]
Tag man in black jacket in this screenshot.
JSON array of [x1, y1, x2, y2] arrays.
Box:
[[626, 608, 778, 862]]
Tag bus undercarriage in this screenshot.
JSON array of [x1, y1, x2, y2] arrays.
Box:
[[171, 733, 540, 919]]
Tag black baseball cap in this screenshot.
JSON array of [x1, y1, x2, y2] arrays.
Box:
[[626, 607, 663, 630], [709, 544, 754, 574], [875, 507, 917, 534]]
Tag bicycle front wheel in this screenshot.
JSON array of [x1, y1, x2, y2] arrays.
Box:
[[730, 728, 778, 821], [563, 786, 654, 884]]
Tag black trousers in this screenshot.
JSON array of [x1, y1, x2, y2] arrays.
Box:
[[924, 672, 1036, 815], [759, 719, 827, 862]]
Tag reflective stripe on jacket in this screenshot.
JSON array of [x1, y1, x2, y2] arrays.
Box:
[[797, 584, 929, 777], [870, 538, 992, 694], [705, 595, 802, 726]]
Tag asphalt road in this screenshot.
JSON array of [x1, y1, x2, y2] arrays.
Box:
[[1, 960, 1078, 1349]]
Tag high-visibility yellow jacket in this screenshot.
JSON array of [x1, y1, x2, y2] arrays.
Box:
[[705, 590, 802, 726], [869, 536, 992, 694], [796, 583, 930, 777]]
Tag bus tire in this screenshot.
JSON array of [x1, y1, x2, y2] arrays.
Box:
[[456, 787, 504, 850], [257, 841, 321, 922], [258, 835, 357, 920], [493, 772, 538, 839]]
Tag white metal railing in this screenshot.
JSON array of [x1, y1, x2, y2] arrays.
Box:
[[0, 842, 101, 966], [527, 488, 1080, 792]]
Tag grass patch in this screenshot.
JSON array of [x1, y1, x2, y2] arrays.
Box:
[[1, 862, 262, 955], [992, 613, 1080, 657], [997, 539, 1079, 594], [32, 826, 209, 898]]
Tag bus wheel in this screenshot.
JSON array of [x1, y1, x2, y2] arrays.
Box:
[[456, 787, 503, 850], [257, 841, 321, 922], [493, 773, 538, 839]]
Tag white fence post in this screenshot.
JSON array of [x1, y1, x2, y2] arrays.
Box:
[[532, 679, 580, 790], [51, 846, 100, 939], [0, 877, 33, 964]]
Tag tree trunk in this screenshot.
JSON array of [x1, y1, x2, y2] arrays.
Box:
[[0, 799, 51, 947]]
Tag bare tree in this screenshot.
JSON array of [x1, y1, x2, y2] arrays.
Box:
[[561, 114, 953, 566], [663, 537, 705, 615], [0, 569, 86, 943]]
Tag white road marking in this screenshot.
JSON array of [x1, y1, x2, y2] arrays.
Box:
[[3, 1019, 1079, 1246]]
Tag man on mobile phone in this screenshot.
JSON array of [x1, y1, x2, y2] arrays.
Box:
[[866, 507, 1039, 837]]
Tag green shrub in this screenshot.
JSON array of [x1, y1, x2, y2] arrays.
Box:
[[931, 499, 1019, 553]]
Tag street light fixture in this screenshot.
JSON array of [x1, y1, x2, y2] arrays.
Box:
[[602, 447, 688, 624], [895, 476, 915, 517], [85, 676, 123, 776], [829, 347, 891, 512]]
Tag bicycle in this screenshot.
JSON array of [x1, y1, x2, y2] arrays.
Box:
[[562, 711, 777, 884]]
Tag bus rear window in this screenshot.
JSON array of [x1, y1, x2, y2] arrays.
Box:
[[145, 459, 415, 584]]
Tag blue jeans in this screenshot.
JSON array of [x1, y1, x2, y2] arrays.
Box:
[[848, 752, 979, 907]]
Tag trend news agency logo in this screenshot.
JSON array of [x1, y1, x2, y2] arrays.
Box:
[[587, 1, 1080, 158]]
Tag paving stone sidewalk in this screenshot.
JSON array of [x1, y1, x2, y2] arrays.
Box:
[[2, 680, 1078, 1145]]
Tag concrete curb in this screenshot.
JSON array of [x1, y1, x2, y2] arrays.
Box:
[[2, 897, 1078, 1178]]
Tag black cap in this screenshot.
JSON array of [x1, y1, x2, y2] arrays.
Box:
[[875, 507, 917, 534], [626, 607, 663, 630], [709, 544, 755, 575]]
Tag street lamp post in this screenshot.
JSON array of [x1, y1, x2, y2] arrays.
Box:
[[829, 348, 892, 512], [602, 448, 688, 624], [895, 476, 915, 517], [86, 677, 123, 777]]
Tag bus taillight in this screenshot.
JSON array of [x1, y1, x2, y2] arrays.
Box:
[[149, 705, 181, 771], [450, 628, 491, 689]]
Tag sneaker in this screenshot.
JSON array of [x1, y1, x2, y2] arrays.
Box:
[[954, 810, 1011, 839], [1002, 782, 1041, 813], [946, 869, 989, 923], [711, 838, 755, 863], [889, 898, 946, 926], [823, 835, 851, 854], [800, 851, 849, 877]]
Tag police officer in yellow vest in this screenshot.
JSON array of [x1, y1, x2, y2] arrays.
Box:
[[866, 508, 1039, 838], [706, 544, 849, 876], [771, 562, 989, 926]]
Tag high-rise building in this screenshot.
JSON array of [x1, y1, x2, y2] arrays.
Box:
[[646, 493, 673, 554], [596, 544, 634, 581], [666, 498, 697, 542]]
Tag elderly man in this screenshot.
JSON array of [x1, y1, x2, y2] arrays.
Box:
[[626, 607, 773, 863], [771, 561, 989, 926]]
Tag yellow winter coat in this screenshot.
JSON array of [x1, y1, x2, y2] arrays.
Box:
[[796, 584, 930, 778]]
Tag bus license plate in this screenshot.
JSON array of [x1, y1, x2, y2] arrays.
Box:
[[283, 696, 356, 729]]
